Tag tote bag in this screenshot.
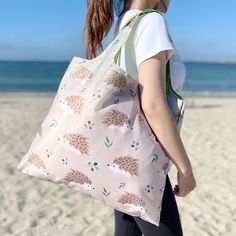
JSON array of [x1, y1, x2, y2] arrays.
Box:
[[16, 8, 185, 227]]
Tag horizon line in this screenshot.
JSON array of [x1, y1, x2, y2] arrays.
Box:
[[0, 59, 236, 64]]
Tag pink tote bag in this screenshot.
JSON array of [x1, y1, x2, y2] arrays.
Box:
[[16, 8, 185, 226]]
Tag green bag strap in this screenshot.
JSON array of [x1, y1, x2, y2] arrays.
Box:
[[166, 60, 183, 100], [112, 8, 183, 100], [113, 8, 161, 64]]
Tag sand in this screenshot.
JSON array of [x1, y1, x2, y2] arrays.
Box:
[[0, 92, 236, 236]]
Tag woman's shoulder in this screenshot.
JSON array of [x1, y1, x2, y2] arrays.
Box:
[[137, 11, 167, 28], [131, 11, 172, 43], [132, 11, 173, 44], [132, 11, 176, 68], [141, 11, 165, 20]]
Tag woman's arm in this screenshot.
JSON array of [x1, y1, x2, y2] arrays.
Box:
[[138, 50, 196, 196]]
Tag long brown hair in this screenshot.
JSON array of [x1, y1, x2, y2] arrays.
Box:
[[83, 0, 166, 59], [83, 0, 114, 59]]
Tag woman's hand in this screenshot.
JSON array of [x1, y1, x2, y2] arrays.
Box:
[[173, 170, 197, 197]]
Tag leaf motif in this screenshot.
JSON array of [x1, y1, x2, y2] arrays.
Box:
[[104, 136, 113, 148], [151, 154, 159, 164], [119, 182, 126, 188], [129, 89, 136, 97], [50, 119, 59, 128], [114, 98, 120, 104], [102, 187, 110, 196]]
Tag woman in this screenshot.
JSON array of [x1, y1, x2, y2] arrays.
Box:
[[84, 0, 196, 235]]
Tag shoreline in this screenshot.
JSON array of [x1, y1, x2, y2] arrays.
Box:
[[1, 91, 236, 98]]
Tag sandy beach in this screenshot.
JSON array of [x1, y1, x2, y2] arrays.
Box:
[[0, 92, 236, 236]]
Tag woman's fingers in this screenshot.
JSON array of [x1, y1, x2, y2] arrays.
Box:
[[174, 171, 197, 197], [173, 186, 187, 197]]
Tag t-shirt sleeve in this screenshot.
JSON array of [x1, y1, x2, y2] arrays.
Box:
[[133, 12, 176, 68]]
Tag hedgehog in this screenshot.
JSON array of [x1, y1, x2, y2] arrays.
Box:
[[26, 151, 49, 175], [102, 109, 131, 134], [69, 66, 93, 86], [107, 156, 139, 177], [104, 68, 127, 90], [117, 192, 147, 213], [58, 133, 89, 156], [62, 168, 94, 190], [59, 95, 85, 115]]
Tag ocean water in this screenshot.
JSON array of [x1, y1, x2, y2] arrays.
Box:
[[0, 60, 236, 94]]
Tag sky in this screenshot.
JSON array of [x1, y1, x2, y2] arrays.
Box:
[[0, 0, 235, 63]]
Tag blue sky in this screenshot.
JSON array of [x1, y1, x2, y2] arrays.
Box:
[[0, 0, 235, 62]]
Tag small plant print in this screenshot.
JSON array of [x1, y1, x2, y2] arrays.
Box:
[[119, 182, 126, 188], [145, 184, 154, 193], [151, 154, 159, 164], [104, 136, 113, 148], [87, 162, 99, 171], [155, 215, 160, 222], [84, 120, 95, 129], [129, 89, 136, 97], [102, 187, 110, 196], [44, 149, 53, 158], [92, 89, 102, 100], [50, 119, 59, 128], [114, 98, 120, 104], [131, 140, 139, 150], [138, 115, 144, 123], [61, 157, 68, 165], [79, 59, 86, 64], [159, 186, 164, 193], [60, 84, 66, 90]]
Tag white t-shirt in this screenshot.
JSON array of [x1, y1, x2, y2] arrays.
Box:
[[113, 9, 186, 95]]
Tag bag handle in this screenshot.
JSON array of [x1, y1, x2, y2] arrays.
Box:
[[113, 8, 163, 64], [112, 8, 183, 101], [166, 61, 183, 100]]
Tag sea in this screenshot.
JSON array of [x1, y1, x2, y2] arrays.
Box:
[[0, 60, 236, 95]]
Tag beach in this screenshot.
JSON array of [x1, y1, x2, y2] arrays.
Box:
[[1, 92, 236, 236]]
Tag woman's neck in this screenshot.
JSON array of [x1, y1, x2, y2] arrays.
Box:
[[124, 0, 157, 11]]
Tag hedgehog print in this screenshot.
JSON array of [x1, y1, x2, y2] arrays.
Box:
[[117, 192, 147, 213], [58, 133, 89, 156], [26, 151, 49, 175], [104, 68, 127, 90], [59, 95, 85, 115], [102, 109, 131, 134], [62, 168, 94, 190], [107, 156, 139, 177], [69, 66, 93, 86]]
